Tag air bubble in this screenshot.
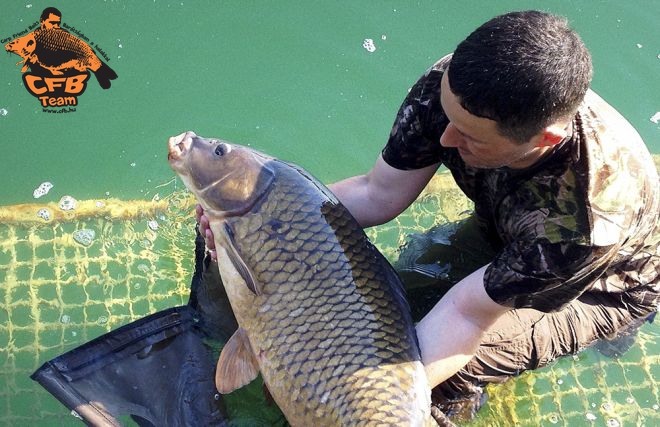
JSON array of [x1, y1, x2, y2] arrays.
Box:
[[37, 208, 52, 221], [73, 229, 96, 247], [606, 419, 620, 427], [362, 38, 376, 52], [59, 195, 77, 211], [33, 182, 53, 199]]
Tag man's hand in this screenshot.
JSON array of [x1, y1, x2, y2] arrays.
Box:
[[196, 204, 217, 261]]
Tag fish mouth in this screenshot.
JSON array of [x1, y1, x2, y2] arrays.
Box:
[[167, 130, 196, 162]]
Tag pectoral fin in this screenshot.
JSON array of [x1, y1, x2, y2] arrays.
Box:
[[223, 223, 262, 295], [215, 327, 260, 394]]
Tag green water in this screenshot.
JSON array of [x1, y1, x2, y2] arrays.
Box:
[[1, 0, 658, 205], [1, 1, 658, 426]]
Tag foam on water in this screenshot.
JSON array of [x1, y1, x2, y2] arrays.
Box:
[[33, 182, 53, 199], [72, 229, 96, 247], [362, 38, 376, 52], [59, 196, 77, 211]]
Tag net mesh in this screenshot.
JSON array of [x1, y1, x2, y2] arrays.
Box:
[[0, 172, 658, 426]]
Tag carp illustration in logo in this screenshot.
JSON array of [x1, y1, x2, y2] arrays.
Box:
[[4, 7, 118, 110]]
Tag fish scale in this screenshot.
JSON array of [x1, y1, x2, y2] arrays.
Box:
[[167, 132, 439, 426], [227, 164, 428, 424]]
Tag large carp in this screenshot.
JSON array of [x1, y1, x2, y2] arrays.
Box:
[[167, 131, 436, 426]]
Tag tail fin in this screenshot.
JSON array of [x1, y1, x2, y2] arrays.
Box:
[[93, 62, 118, 89]]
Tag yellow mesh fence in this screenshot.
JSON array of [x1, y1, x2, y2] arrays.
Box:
[[0, 171, 658, 426], [0, 192, 198, 425]]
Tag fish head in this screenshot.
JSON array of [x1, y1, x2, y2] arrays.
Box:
[[5, 32, 36, 59], [168, 131, 274, 218]]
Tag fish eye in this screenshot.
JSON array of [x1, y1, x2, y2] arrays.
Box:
[[214, 143, 231, 157]]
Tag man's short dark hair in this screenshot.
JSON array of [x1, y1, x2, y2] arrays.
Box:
[[447, 10, 592, 143], [40, 7, 62, 21]]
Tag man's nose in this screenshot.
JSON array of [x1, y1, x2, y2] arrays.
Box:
[[440, 123, 463, 148]]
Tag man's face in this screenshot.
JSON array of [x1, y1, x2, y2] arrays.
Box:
[[41, 13, 61, 29], [439, 72, 543, 169]]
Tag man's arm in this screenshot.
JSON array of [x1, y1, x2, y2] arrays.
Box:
[[416, 265, 510, 387], [328, 154, 439, 228], [197, 155, 437, 258]]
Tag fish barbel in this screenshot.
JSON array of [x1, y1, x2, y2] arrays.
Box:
[[168, 131, 435, 426]]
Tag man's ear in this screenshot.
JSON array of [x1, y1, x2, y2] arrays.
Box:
[[536, 124, 568, 147]]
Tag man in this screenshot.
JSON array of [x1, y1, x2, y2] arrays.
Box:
[[39, 7, 62, 30], [199, 10, 659, 421]]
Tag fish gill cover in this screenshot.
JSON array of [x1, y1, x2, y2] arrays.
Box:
[[3, 6, 117, 113]]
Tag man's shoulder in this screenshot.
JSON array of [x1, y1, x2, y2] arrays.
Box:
[[430, 53, 453, 73], [579, 90, 647, 150], [575, 90, 659, 246], [411, 53, 452, 91], [380, 55, 453, 171], [577, 89, 658, 200]]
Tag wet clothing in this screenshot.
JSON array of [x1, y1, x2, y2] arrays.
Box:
[[383, 54, 660, 418]]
